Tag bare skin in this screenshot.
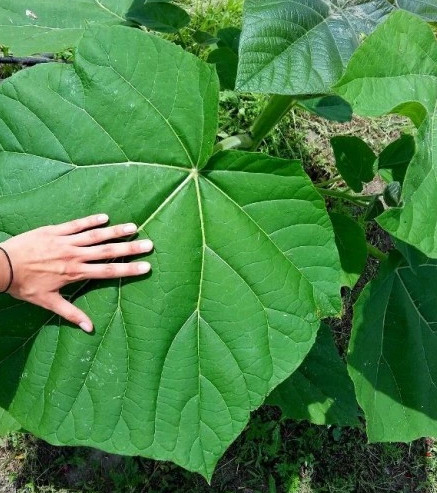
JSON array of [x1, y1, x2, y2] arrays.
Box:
[[0, 214, 153, 333]]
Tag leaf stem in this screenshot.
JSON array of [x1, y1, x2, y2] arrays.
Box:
[[315, 176, 342, 188], [318, 188, 373, 206], [250, 95, 296, 150], [213, 134, 253, 153], [367, 243, 389, 262]]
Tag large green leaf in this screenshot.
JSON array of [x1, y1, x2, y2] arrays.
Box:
[[0, 409, 20, 436], [268, 323, 359, 426], [348, 249, 437, 442], [335, 11, 437, 259], [236, 0, 393, 95], [0, 27, 341, 479], [397, 0, 437, 21], [0, 0, 132, 55]]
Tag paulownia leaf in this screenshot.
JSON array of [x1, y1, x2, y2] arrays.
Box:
[[268, 323, 359, 426], [377, 135, 415, 184], [335, 11, 437, 258], [331, 136, 376, 193], [207, 28, 241, 90], [0, 0, 134, 56], [236, 0, 393, 95], [299, 96, 353, 123], [348, 249, 437, 442], [0, 408, 20, 437], [126, 1, 190, 33], [0, 27, 341, 479], [397, 0, 437, 21], [330, 213, 367, 289]]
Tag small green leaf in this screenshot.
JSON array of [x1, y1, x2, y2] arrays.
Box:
[[208, 47, 239, 90], [330, 213, 368, 289], [236, 0, 393, 95], [364, 197, 385, 222], [377, 134, 415, 184], [193, 31, 219, 46], [335, 11, 437, 258], [299, 96, 353, 123], [126, 1, 190, 33], [268, 324, 359, 426], [383, 182, 402, 207], [217, 27, 241, 53], [331, 136, 376, 193], [348, 250, 437, 442]]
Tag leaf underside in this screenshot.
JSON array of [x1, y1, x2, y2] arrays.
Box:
[[236, 0, 393, 95], [348, 250, 437, 442], [268, 323, 359, 426], [0, 27, 341, 479], [335, 10, 437, 259]]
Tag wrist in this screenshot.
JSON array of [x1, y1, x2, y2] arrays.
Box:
[[0, 245, 13, 293]]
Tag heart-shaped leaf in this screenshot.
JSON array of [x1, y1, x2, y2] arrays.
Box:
[[268, 323, 359, 426], [0, 0, 133, 55], [331, 136, 376, 193], [236, 0, 393, 95], [126, 1, 190, 33], [335, 11, 437, 258], [349, 249, 437, 442], [0, 27, 341, 479]]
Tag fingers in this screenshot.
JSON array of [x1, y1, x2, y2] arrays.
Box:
[[81, 261, 151, 280], [53, 214, 109, 235], [81, 239, 154, 261], [45, 294, 94, 333], [72, 223, 139, 246]]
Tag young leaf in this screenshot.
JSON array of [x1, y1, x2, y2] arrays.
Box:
[[207, 47, 239, 90], [348, 250, 437, 443], [267, 324, 359, 427], [397, 0, 437, 21], [126, 1, 190, 33], [0, 0, 133, 55], [383, 182, 402, 207], [377, 134, 415, 184], [299, 96, 353, 123], [217, 27, 241, 53], [193, 31, 219, 46], [330, 213, 368, 289], [236, 0, 393, 95], [335, 11, 437, 258], [208, 28, 241, 90], [0, 27, 341, 479], [331, 136, 376, 193], [0, 408, 20, 437]]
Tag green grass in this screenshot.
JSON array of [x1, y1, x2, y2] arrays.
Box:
[[0, 1, 434, 492]]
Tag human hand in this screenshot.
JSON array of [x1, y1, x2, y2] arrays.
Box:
[[0, 214, 153, 333]]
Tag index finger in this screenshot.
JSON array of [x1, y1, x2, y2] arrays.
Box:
[[52, 214, 110, 235]]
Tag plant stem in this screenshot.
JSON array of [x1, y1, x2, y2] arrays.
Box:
[[318, 188, 373, 206], [0, 56, 55, 65], [250, 95, 296, 150], [367, 243, 389, 262], [316, 176, 342, 188], [214, 134, 253, 153]]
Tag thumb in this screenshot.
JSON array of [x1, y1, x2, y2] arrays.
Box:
[[46, 294, 94, 333]]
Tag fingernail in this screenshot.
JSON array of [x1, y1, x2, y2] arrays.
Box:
[[138, 262, 151, 274], [140, 240, 154, 252], [124, 223, 137, 234], [97, 214, 109, 224], [79, 322, 93, 333]]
